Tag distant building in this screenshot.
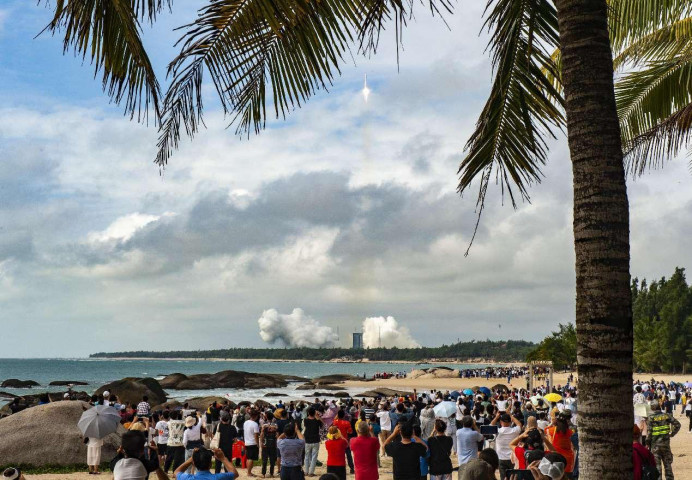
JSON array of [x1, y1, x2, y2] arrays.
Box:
[[352, 332, 363, 349]]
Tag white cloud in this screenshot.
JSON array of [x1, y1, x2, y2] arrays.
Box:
[[87, 213, 161, 243]]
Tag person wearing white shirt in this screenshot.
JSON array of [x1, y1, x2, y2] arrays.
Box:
[[183, 416, 203, 463], [243, 411, 260, 477], [490, 412, 522, 480]]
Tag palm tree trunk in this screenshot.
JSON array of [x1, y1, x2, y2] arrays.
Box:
[[553, 1, 633, 479]]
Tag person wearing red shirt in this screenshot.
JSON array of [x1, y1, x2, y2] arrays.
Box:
[[633, 425, 656, 480], [333, 410, 355, 473], [325, 426, 349, 480], [350, 421, 380, 480]]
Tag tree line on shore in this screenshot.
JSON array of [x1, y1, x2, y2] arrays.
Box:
[[528, 267, 692, 373], [90, 339, 536, 363]]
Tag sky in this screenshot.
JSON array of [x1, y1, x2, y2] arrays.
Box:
[[1, 1, 692, 357]]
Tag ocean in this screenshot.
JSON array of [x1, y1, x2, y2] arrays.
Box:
[[0, 358, 489, 405]]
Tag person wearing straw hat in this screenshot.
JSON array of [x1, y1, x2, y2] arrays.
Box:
[[2, 468, 24, 480]]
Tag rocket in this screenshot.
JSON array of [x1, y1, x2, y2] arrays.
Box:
[[362, 74, 371, 102]]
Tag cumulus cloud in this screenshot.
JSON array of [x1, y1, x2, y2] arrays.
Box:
[[88, 213, 162, 243], [362, 316, 420, 348], [258, 308, 339, 348]]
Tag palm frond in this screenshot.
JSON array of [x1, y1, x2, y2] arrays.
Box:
[[155, 0, 451, 167], [613, 16, 692, 70], [459, 0, 564, 231], [617, 52, 692, 173], [609, 0, 692, 54], [41, 0, 163, 122], [624, 102, 692, 175]]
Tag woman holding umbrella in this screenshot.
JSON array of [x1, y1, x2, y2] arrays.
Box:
[[79, 405, 122, 475]]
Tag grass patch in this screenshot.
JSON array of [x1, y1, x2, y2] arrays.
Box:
[[0, 463, 110, 475]]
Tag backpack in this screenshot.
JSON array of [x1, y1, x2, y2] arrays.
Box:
[[634, 447, 658, 480]]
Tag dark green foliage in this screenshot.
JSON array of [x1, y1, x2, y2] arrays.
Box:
[[632, 267, 692, 373], [525, 322, 576, 370], [91, 339, 535, 362]]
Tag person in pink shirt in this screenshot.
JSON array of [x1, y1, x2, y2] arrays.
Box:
[[350, 422, 380, 480]]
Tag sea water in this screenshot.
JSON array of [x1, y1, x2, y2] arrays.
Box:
[[0, 358, 490, 405]]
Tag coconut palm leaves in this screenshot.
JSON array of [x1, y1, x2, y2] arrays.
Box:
[[612, 1, 692, 173], [155, 0, 453, 167], [41, 0, 168, 122], [458, 0, 563, 218]]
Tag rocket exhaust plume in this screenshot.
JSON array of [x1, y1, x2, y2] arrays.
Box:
[[362, 316, 419, 348], [362, 74, 371, 102], [258, 308, 338, 348]]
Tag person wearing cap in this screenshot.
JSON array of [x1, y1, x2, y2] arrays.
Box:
[[490, 411, 522, 479], [2, 468, 24, 480], [184, 415, 205, 466], [646, 398, 681, 480], [459, 448, 498, 480]]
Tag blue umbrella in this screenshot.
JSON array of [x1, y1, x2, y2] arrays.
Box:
[[479, 387, 492, 396], [449, 390, 461, 399], [463, 388, 474, 395]]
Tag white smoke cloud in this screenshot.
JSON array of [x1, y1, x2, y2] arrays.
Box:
[[362, 316, 420, 348], [258, 308, 339, 348]]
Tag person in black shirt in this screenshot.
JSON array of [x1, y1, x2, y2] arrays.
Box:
[[214, 411, 237, 473], [427, 420, 453, 480], [383, 423, 428, 480], [303, 408, 323, 476]]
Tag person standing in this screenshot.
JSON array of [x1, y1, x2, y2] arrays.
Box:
[[137, 396, 151, 419], [376, 403, 392, 455], [260, 416, 279, 478], [215, 411, 238, 474], [277, 424, 305, 480], [325, 426, 348, 480], [383, 423, 428, 480], [427, 420, 453, 480], [333, 410, 355, 474], [646, 400, 681, 480], [166, 411, 187, 473], [87, 437, 104, 475], [302, 408, 322, 477], [489, 412, 522, 479], [156, 412, 170, 467], [183, 415, 204, 465], [350, 421, 380, 480], [244, 411, 261, 477], [455, 417, 484, 479]]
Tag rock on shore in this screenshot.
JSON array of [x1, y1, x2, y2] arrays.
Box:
[[49, 380, 89, 386], [1, 379, 40, 388], [95, 377, 167, 406], [0, 391, 91, 416], [0, 401, 124, 466], [159, 370, 305, 390]]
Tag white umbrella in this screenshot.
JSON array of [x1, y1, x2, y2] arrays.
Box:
[[78, 405, 121, 439], [433, 401, 457, 418]]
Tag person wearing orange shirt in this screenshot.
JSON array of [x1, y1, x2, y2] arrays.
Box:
[[544, 412, 575, 475], [333, 410, 355, 473]]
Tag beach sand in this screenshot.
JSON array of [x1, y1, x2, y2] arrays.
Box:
[[29, 371, 692, 479]]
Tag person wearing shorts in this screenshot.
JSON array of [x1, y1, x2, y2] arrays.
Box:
[[244, 411, 261, 476]]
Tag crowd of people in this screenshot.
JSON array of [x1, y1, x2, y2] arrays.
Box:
[[3, 376, 690, 480]]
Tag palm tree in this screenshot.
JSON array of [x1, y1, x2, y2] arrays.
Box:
[[39, 1, 688, 478]]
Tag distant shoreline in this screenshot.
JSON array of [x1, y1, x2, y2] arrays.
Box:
[[90, 356, 521, 366]]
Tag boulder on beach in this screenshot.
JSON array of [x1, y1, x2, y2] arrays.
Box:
[[152, 400, 183, 411], [1, 379, 40, 388], [0, 401, 124, 466], [160, 370, 305, 390], [0, 391, 91, 417], [408, 369, 427, 379], [354, 387, 414, 398], [310, 374, 360, 385], [95, 377, 167, 406], [182, 396, 236, 411], [49, 380, 89, 386], [264, 392, 288, 397]]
